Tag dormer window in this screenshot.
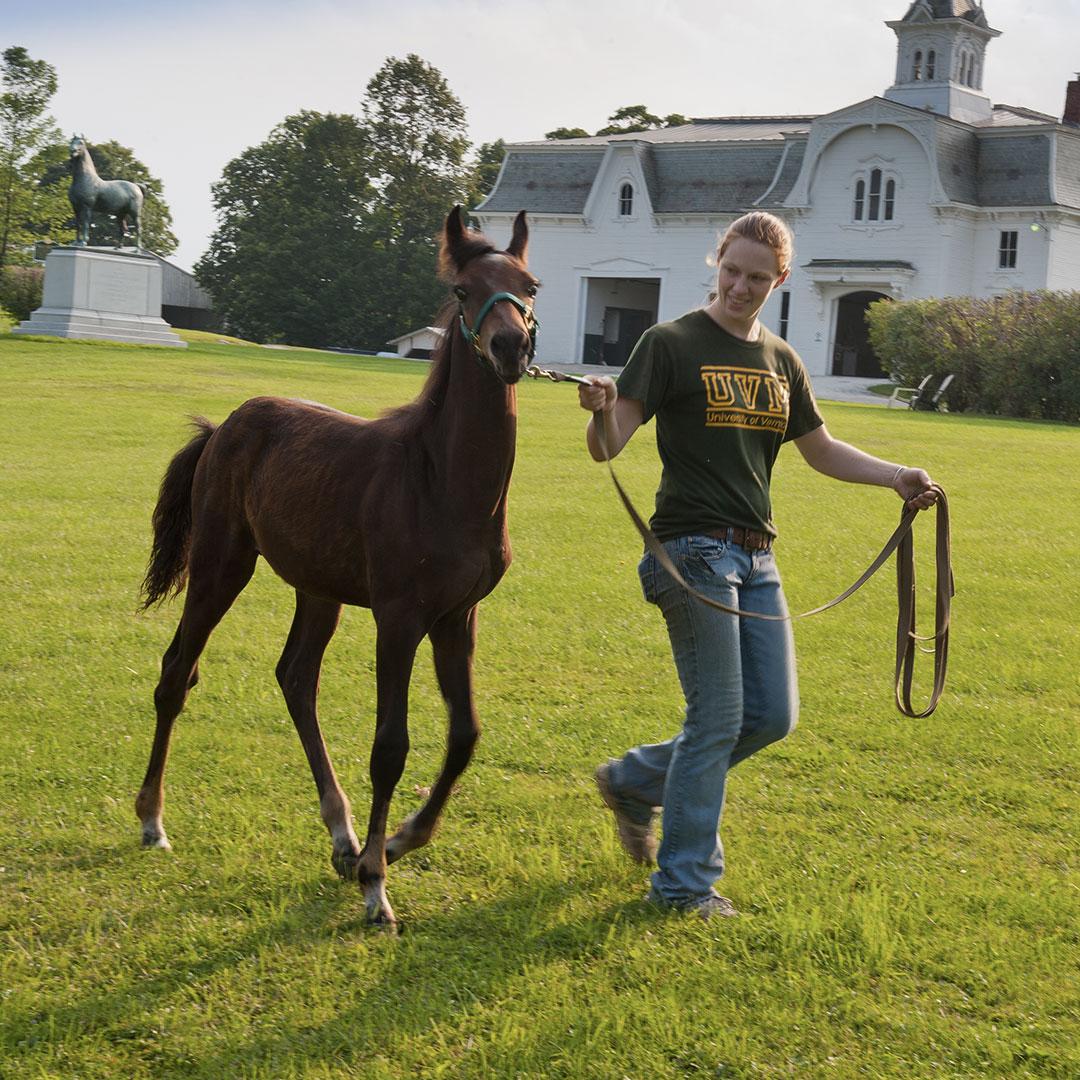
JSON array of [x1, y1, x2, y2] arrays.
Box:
[[618, 183, 633, 216], [913, 50, 923, 80]]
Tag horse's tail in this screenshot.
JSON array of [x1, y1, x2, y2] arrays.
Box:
[[141, 417, 216, 609], [138, 182, 149, 198]]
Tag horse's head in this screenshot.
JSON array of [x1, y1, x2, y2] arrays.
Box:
[[441, 206, 538, 385], [69, 134, 87, 160]]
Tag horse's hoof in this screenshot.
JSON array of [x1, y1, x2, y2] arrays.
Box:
[[140, 829, 171, 850], [331, 849, 361, 881]]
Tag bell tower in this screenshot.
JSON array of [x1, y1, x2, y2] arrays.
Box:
[[883, 1, 1000, 124]]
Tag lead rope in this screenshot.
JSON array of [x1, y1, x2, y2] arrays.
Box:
[[524, 365, 953, 718]]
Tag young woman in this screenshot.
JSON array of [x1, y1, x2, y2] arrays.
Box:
[[578, 211, 938, 920]]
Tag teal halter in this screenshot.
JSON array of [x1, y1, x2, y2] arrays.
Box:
[[458, 291, 538, 370]]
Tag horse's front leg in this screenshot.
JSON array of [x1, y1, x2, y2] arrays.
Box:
[[347, 608, 425, 928], [75, 206, 89, 246], [387, 606, 479, 865]]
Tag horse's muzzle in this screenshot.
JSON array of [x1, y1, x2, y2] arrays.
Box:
[[488, 328, 532, 383]]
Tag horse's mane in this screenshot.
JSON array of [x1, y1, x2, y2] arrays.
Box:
[[380, 228, 502, 434]]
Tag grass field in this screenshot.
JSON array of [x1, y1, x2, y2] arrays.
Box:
[[1, 333, 1077, 1079]]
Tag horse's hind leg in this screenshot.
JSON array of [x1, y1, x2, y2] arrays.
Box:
[[135, 530, 257, 848], [387, 606, 479, 865], [275, 592, 361, 868]]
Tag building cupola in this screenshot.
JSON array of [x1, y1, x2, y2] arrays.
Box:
[[884, 1, 1000, 123]]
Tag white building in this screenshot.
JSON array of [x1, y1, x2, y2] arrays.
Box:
[[474, 1, 1080, 376]]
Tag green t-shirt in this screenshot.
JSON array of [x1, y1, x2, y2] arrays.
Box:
[[616, 309, 823, 541]]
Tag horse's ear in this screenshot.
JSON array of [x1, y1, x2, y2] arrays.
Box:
[[506, 211, 528, 262], [440, 205, 467, 276]]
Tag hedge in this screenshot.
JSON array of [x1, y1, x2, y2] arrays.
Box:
[[866, 291, 1080, 422], [0, 266, 44, 324]]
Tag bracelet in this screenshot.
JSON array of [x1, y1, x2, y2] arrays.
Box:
[[891, 465, 905, 486]]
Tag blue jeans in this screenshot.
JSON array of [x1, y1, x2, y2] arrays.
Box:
[[608, 533, 798, 908]]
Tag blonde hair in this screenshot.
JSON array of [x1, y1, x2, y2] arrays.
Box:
[[717, 211, 794, 276]]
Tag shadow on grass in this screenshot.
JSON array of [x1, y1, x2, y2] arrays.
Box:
[[3, 845, 657, 1074], [187, 882, 657, 1076]]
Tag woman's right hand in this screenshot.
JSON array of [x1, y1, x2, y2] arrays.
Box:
[[578, 375, 617, 414]]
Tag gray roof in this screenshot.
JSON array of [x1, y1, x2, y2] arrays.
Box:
[[649, 144, 788, 212], [479, 99, 1069, 217], [976, 134, 1053, 206], [510, 117, 813, 149], [478, 149, 605, 213], [1054, 131, 1080, 209], [900, 0, 989, 25], [936, 124, 979, 204]]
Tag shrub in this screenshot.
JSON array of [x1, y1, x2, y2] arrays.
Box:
[[0, 266, 44, 324], [867, 290, 1080, 422]]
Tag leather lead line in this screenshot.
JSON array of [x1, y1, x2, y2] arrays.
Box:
[[589, 407, 952, 719]]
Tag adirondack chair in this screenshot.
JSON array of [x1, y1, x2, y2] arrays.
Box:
[[888, 373, 953, 411]]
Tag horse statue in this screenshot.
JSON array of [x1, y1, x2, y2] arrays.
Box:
[[68, 134, 146, 249], [137, 206, 538, 929]]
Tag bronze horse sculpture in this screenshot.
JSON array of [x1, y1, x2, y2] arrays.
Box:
[[68, 135, 146, 249], [138, 207, 538, 928]]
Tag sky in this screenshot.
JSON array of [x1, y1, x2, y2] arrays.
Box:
[[6, 0, 1079, 271]]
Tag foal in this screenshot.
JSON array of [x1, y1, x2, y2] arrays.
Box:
[[137, 207, 538, 927]]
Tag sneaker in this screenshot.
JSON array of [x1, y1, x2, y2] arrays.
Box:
[[595, 761, 657, 865], [693, 894, 738, 920]]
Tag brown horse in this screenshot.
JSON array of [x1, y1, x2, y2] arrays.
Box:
[[137, 207, 538, 927]]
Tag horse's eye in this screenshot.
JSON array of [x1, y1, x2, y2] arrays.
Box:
[[526, 284, 538, 298], [454, 286, 468, 302]]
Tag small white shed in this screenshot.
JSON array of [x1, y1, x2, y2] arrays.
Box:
[[386, 325, 445, 359]]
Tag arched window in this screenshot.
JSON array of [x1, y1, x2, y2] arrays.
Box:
[[868, 169, 883, 221], [618, 183, 633, 216], [927, 50, 936, 79], [913, 50, 923, 80], [853, 178, 866, 221], [884, 179, 896, 221]]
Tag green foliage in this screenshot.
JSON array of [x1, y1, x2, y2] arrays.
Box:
[[198, 54, 473, 349], [0, 262, 41, 320], [359, 54, 472, 348], [544, 126, 590, 140], [868, 291, 1080, 422], [0, 46, 60, 270], [0, 336, 1078, 1078], [33, 138, 178, 255], [195, 110, 372, 347], [549, 107, 689, 140], [467, 138, 506, 206]]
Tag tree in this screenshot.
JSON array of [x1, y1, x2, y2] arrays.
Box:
[[596, 104, 663, 136], [196, 54, 473, 349], [33, 139, 178, 255], [545, 126, 590, 140], [359, 54, 473, 347], [195, 111, 372, 346], [0, 46, 60, 270], [466, 138, 506, 208], [546, 108, 689, 141]]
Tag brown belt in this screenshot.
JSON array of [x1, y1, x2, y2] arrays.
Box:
[[703, 525, 773, 551]]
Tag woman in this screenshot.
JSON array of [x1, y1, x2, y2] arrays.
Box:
[[578, 211, 938, 920]]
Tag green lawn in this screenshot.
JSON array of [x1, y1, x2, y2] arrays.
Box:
[[1, 334, 1077, 1079]]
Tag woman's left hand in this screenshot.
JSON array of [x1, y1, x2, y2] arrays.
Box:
[[895, 467, 939, 510]]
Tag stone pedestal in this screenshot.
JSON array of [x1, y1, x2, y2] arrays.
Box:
[[12, 247, 187, 347]]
